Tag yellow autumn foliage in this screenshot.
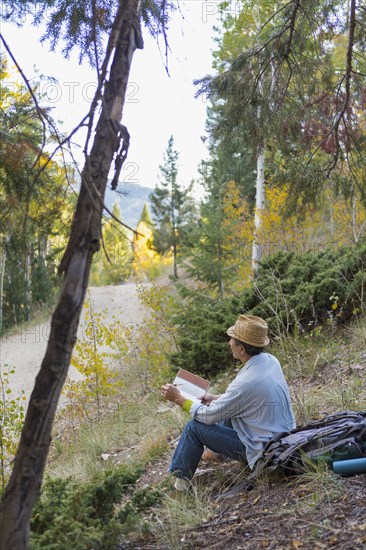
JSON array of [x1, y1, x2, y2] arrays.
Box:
[[132, 220, 172, 281], [329, 194, 366, 246], [257, 186, 322, 255], [63, 297, 123, 423], [256, 185, 366, 259], [222, 180, 254, 289], [111, 283, 177, 393]]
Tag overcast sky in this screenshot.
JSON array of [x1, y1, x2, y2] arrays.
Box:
[[2, 1, 223, 191]]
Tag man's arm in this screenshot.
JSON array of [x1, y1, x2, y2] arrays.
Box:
[[190, 382, 248, 425], [161, 381, 246, 425]]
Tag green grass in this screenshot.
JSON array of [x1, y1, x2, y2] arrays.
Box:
[[150, 485, 218, 549], [271, 325, 341, 383], [291, 458, 344, 512], [270, 314, 366, 424]]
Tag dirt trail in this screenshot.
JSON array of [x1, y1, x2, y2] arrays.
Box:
[[0, 283, 148, 401]]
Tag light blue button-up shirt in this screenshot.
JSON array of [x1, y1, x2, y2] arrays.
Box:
[[189, 353, 296, 468]]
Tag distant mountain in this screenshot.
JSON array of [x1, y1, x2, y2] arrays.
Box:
[[104, 181, 153, 229]]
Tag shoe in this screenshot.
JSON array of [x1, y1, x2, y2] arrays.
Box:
[[174, 478, 191, 491], [201, 449, 225, 463]]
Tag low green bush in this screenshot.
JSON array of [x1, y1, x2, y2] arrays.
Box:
[[115, 485, 164, 534], [170, 292, 235, 377], [243, 241, 366, 332], [30, 464, 143, 550], [171, 241, 366, 376]]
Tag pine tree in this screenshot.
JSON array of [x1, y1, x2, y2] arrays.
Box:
[[0, 0, 153, 542], [150, 135, 196, 278], [139, 202, 152, 225], [186, 162, 252, 300]]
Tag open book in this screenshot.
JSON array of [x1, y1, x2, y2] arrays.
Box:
[[172, 369, 210, 404]]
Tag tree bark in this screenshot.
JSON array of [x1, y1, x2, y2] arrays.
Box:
[[0, 1, 143, 547], [251, 146, 265, 274], [0, 245, 6, 333], [251, 8, 266, 277], [24, 247, 31, 322], [351, 191, 358, 243]]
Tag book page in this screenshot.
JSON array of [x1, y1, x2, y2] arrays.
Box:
[[172, 369, 210, 404]]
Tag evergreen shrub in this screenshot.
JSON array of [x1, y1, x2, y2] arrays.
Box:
[[170, 293, 236, 377], [30, 464, 143, 550], [172, 241, 366, 376], [246, 241, 366, 332]]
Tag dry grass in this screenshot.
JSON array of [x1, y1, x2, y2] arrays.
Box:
[[49, 391, 185, 481], [150, 485, 218, 549]]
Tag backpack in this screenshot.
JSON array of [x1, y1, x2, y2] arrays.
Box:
[[250, 410, 366, 478]]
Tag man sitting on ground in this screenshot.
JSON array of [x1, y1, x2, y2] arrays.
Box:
[[160, 314, 296, 491]]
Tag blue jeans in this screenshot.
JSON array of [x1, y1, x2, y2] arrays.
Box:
[[169, 419, 247, 480]]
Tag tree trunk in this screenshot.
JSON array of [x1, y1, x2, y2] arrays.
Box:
[[328, 195, 335, 241], [351, 192, 358, 243], [24, 246, 31, 322], [251, 146, 265, 275], [0, 246, 6, 334], [217, 239, 224, 300], [0, 1, 143, 547], [172, 241, 178, 278], [171, 190, 178, 278], [5, 246, 17, 327], [251, 9, 266, 276]]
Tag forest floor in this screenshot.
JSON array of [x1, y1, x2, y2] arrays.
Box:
[[122, 455, 366, 550], [116, 434, 366, 550]]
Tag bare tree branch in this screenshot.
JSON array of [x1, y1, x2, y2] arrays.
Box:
[[331, 0, 356, 168], [285, 0, 301, 59]]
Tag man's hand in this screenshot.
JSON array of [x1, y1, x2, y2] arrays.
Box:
[[200, 392, 220, 405], [160, 384, 186, 407]]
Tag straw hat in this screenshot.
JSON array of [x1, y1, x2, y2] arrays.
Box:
[[227, 315, 270, 347]]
